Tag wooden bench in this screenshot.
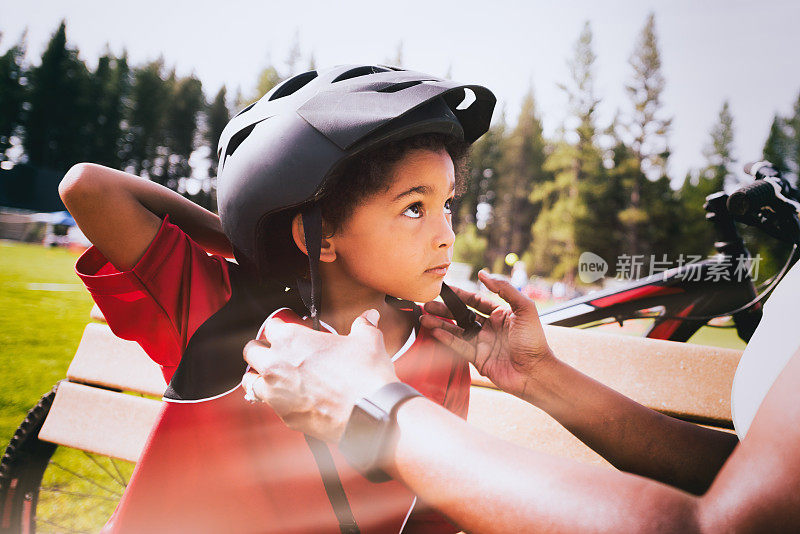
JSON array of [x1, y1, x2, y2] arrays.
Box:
[[467, 326, 741, 468], [39, 309, 742, 469]]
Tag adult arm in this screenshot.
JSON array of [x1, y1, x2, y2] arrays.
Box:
[[385, 345, 800, 533], [421, 271, 737, 494], [245, 313, 800, 533], [59, 163, 231, 270]]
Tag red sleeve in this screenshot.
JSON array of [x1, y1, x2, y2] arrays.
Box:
[[75, 216, 231, 381]]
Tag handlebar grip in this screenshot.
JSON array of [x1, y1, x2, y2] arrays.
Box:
[[727, 180, 775, 216]]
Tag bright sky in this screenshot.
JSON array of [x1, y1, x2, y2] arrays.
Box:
[[4, 0, 800, 184]]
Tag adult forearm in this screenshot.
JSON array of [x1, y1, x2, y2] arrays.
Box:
[[525, 356, 738, 494], [388, 397, 701, 533]]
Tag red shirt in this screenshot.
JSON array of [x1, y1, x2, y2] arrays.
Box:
[[76, 217, 470, 533]]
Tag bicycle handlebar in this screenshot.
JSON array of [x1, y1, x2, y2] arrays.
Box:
[[743, 160, 780, 179], [728, 180, 777, 216], [727, 161, 800, 246]]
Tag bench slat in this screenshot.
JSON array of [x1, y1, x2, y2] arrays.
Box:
[[39, 381, 163, 463], [468, 386, 611, 467], [470, 325, 742, 427], [67, 323, 167, 397]]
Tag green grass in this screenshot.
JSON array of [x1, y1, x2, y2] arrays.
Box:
[[0, 241, 94, 446], [0, 241, 125, 532]]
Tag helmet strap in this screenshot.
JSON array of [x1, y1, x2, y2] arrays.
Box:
[[298, 204, 323, 330], [298, 204, 361, 534], [439, 282, 483, 340]]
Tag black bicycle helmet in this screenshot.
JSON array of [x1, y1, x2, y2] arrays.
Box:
[[217, 64, 495, 333]]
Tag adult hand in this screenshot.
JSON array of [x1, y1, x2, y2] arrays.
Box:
[[242, 309, 399, 443], [421, 270, 554, 402]]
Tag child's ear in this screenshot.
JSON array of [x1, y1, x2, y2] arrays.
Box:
[[291, 213, 337, 263]]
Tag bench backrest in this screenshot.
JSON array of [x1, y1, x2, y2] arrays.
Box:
[[467, 325, 741, 468], [39, 323, 166, 463], [39, 319, 742, 465]]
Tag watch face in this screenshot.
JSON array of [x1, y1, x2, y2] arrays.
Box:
[[339, 400, 391, 471]]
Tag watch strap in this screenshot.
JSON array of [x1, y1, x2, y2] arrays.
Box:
[[367, 382, 422, 416], [339, 382, 422, 483]]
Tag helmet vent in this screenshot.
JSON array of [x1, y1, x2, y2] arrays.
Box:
[[378, 80, 423, 93], [232, 101, 256, 119], [268, 70, 318, 101], [224, 123, 256, 158], [332, 65, 391, 83], [456, 87, 477, 110]]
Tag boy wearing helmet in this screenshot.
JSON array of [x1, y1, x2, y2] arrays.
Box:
[[60, 65, 495, 533]]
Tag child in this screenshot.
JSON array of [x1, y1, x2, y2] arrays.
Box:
[[60, 64, 495, 533]]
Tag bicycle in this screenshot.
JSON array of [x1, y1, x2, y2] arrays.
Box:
[[539, 161, 800, 343]]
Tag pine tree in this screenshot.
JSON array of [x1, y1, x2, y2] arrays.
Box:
[[23, 21, 93, 171], [702, 100, 736, 189], [86, 49, 129, 167], [256, 66, 282, 98], [678, 101, 737, 255], [527, 22, 603, 283], [487, 90, 548, 274], [206, 86, 229, 177], [0, 31, 27, 161], [162, 74, 203, 189], [458, 118, 505, 233], [752, 103, 796, 277], [785, 91, 800, 181], [125, 59, 171, 177], [622, 13, 672, 256], [596, 116, 637, 265], [761, 115, 789, 175], [527, 136, 582, 279], [237, 65, 283, 108]]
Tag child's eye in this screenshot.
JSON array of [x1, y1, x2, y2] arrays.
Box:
[[444, 198, 453, 215], [403, 202, 423, 218]]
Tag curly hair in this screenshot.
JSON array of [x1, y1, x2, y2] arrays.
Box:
[[318, 133, 469, 235], [256, 133, 470, 285]]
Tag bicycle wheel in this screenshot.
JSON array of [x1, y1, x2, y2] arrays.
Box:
[[0, 382, 133, 533]]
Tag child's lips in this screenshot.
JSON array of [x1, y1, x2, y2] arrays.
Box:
[[425, 263, 450, 276]]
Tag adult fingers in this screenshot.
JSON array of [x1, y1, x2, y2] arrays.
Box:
[[448, 284, 502, 316], [247, 372, 273, 406], [423, 293, 494, 321], [242, 370, 265, 403], [349, 309, 382, 339], [349, 309, 390, 354], [243, 339, 279, 375], [259, 316, 306, 344], [428, 324, 477, 365], [360, 308, 381, 327], [419, 315, 465, 337], [478, 270, 535, 316], [422, 300, 453, 318]]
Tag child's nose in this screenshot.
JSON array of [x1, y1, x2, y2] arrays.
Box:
[[435, 213, 455, 249]]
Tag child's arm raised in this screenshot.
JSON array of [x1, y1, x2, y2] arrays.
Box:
[[60, 163, 232, 270]]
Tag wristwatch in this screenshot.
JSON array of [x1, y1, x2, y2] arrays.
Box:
[[338, 382, 422, 483]]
